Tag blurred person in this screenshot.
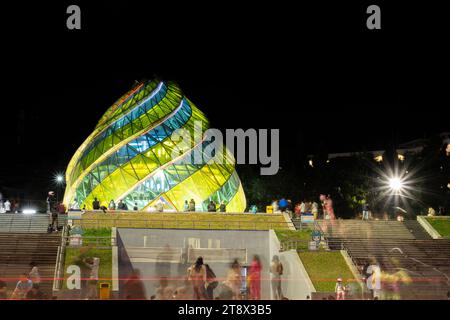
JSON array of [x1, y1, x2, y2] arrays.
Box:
[[46, 191, 55, 214], [155, 199, 164, 212], [174, 277, 194, 300], [205, 264, 218, 300], [0, 280, 7, 299], [46, 191, 58, 232], [217, 282, 234, 300], [4, 199, 11, 213], [108, 200, 116, 210], [362, 202, 370, 220], [163, 286, 175, 300], [249, 255, 262, 300], [335, 278, 346, 300], [29, 262, 41, 285], [154, 278, 175, 300], [189, 199, 196, 212], [57, 202, 66, 214], [26, 283, 46, 300], [270, 255, 283, 300], [117, 199, 128, 210], [324, 195, 336, 220], [133, 202, 139, 211], [12, 199, 20, 213], [219, 201, 227, 213], [381, 257, 411, 300], [304, 200, 312, 214], [207, 201, 216, 212], [224, 259, 242, 300], [183, 200, 189, 212], [294, 203, 301, 218], [271, 200, 278, 213], [0, 200, 5, 213], [122, 269, 146, 299], [187, 257, 207, 300], [11, 273, 33, 299], [300, 200, 306, 216], [84, 257, 100, 299], [92, 198, 101, 210], [311, 201, 319, 220], [287, 200, 293, 214]]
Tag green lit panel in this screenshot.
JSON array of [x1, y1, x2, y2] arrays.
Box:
[[64, 80, 247, 212]]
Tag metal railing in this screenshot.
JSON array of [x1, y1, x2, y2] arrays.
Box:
[[279, 238, 344, 252], [64, 236, 114, 248], [53, 225, 69, 291]]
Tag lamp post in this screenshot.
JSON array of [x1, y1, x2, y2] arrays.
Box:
[[55, 174, 65, 203]]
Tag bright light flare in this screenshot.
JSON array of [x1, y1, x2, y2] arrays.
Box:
[[54, 173, 65, 184], [23, 209, 36, 215], [388, 177, 404, 192]]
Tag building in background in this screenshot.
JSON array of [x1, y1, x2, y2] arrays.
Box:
[[307, 132, 450, 163]]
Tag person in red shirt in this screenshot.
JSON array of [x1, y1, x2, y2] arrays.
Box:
[[249, 255, 262, 300]]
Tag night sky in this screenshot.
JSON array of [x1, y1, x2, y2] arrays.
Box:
[[1, 1, 448, 199]]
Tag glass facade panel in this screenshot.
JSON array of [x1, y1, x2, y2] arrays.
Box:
[[64, 80, 246, 212]]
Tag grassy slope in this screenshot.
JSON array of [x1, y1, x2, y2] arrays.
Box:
[[298, 251, 355, 292], [75, 212, 289, 230], [426, 217, 450, 237], [63, 247, 112, 289], [63, 228, 113, 289], [275, 229, 312, 251]]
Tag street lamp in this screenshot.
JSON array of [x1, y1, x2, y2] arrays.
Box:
[[54, 174, 65, 203]]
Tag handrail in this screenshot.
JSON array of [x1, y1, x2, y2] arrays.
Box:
[[52, 245, 62, 292], [53, 225, 69, 291], [63, 235, 113, 248]]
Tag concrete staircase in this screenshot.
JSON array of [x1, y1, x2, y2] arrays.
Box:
[[0, 233, 61, 297], [319, 219, 450, 299], [0, 214, 67, 233], [339, 238, 450, 299], [317, 220, 416, 240], [403, 220, 433, 240]]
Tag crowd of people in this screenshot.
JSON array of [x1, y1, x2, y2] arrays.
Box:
[[121, 254, 285, 300], [269, 194, 336, 220], [0, 199, 21, 214], [0, 262, 45, 300], [68, 197, 229, 214]]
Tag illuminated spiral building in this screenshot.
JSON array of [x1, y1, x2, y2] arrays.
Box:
[[63, 79, 246, 212]]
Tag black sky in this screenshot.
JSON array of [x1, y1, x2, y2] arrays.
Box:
[[0, 1, 448, 197]]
